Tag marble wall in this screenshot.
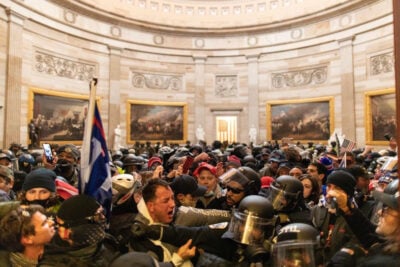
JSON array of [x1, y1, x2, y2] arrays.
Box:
[[0, 0, 395, 149]]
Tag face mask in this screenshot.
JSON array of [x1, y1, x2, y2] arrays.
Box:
[[54, 159, 74, 178], [26, 199, 50, 208]]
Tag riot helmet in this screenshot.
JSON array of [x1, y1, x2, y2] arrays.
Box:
[[122, 154, 144, 172], [111, 173, 141, 206], [18, 153, 35, 173], [273, 223, 322, 267], [269, 175, 303, 212], [373, 179, 399, 210], [224, 195, 277, 246]]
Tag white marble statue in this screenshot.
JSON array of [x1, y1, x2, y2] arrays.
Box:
[[249, 125, 257, 144], [196, 124, 205, 142], [113, 124, 121, 151]]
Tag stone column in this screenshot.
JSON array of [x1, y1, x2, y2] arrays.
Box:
[[108, 46, 122, 149], [4, 9, 24, 148], [246, 54, 260, 145], [338, 37, 356, 141], [192, 54, 207, 143]]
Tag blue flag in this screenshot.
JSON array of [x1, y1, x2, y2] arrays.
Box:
[[80, 102, 112, 220]]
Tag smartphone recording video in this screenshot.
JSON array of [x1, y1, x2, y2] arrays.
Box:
[[42, 143, 53, 163]]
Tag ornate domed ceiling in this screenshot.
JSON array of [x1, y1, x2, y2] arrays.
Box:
[[52, 0, 372, 33]]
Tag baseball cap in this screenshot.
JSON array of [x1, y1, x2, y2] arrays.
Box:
[[193, 162, 217, 177], [0, 166, 14, 182], [148, 157, 162, 168], [170, 175, 207, 197]]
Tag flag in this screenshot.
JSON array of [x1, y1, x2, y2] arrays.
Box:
[[339, 151, 347, 168], [80, 99, 112, 220], [340, 139, 356, 153]]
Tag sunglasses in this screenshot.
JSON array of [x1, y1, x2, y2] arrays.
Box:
[[226, 185, 244, 194]]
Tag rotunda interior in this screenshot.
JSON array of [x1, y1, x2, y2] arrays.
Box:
[[0, 0, 397, 150]]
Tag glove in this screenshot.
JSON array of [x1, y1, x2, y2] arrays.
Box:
[[131, 221, 162, 240], [245, 244, 269, 263], [327, 244, 366, 267]]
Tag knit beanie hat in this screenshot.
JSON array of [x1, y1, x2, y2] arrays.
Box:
[[57, 194, 100, 225], [326, 170, 356, 197], [22, 168, 56, 192]]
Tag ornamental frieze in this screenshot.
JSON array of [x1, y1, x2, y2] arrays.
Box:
[[215, 75, 238, 97], [34, 51, 95, 81], [370, 52, 394, 75], [131, 72, 182, 91], [271, 66, 327, 88]]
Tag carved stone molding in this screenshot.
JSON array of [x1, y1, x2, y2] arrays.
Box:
[[63, 9, 77, 24], [215, 75, 238, 97], [131, 72, 182, 90], [370, 52, 394, 75], [34, 51, 95, 81], [271, 66, 327, 88]]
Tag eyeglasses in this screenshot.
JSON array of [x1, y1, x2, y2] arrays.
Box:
[[226, 185, 244, 194], [381, 206, 399, 217]]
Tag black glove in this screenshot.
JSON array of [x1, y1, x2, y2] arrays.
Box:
[[327, 245, 366, 267], [131, 221, 162, 240], [245, 244, 269, 263]]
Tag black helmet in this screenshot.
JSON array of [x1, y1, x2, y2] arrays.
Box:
[[273, 223, 322, 267], [269, 175, 303, 212], [243, 155, 257, 164], [112, 150, 123, 161], [223, 195, 277, 246], [189, 145, 203, 154], [18, 153, 35, 173], [122, 154, 144, 168], [373, 179, 399, 210], [237, 166, 261, 195], [232, 144, 247, 159]]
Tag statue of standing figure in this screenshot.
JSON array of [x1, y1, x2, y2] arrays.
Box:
[[249, 125, 257, 144], [28, 119, 39, 149], [196, 124, 205, 143], [113, 124, 121, 152]]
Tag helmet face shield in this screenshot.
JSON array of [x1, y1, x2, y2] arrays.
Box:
[[227, 209, 275, 245], [269, 184, 299, 211], [273, 241, 316, 267]]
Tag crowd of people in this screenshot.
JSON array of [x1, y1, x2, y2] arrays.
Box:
[[0, 137, 398, 266]]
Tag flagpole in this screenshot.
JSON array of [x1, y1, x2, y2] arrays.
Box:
[[80, 78, 98, 194]]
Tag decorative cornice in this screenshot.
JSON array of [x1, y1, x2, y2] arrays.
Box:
[[271, 66, 327, 88]]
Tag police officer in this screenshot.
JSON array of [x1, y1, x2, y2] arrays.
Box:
[[268, 175, 311, 227], [272, 223, 323, 267], [134, 195, 278, 266]]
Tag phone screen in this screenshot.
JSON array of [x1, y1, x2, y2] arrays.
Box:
[[43, 143, 53, 162]]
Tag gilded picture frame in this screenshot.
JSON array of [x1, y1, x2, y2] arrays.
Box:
[[365, 88, 396, 145], [127, 100, 187, 144], [266, 97, 334, 142], [28, 87, 89, 145]]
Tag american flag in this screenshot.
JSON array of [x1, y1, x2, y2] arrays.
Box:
[[340, 139, 356, 153], [80, 79, 112, 220]]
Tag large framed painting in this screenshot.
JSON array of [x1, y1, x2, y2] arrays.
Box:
[[127, 100, 187, 143], [365, 88, 396, 145], [28, 88, 89, 145], [266, 97, 334, 142]]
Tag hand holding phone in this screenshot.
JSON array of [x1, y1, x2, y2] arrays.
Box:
[[182, 155, 194, 174], [43, 143, 53, 163]]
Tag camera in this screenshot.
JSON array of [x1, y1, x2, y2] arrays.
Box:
[[326, 197, 338, 210]]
